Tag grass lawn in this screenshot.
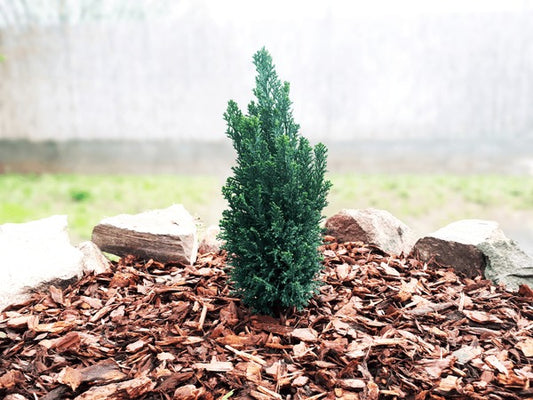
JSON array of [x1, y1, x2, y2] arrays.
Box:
[[0, 173, 532, 244]]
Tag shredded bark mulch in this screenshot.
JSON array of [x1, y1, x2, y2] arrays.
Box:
[[1, 237, 532, 400]]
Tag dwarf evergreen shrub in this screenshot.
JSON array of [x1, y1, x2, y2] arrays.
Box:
[[220, 48, 332, 315]]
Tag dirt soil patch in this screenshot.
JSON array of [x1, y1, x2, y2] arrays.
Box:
[[0, 238, 532, 399]]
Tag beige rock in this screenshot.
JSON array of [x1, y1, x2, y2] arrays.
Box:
[[414, 219, 533, 289], [325, 208, 416, 255]]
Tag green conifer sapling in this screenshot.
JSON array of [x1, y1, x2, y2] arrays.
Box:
[[220, 48, 332, 315]]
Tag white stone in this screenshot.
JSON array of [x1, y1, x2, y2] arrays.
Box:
[[0, 215, 83, 311]]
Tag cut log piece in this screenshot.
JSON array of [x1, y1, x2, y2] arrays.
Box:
[[92, 204, 198, 264]]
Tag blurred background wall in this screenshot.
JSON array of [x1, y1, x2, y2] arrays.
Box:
[[0, 0, 532, 173]]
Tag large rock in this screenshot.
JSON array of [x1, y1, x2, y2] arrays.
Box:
[[92, 204, 198, 264], [414, 219, 533, 290], [325, 208, 416, 255], [414, 223, 487, 278], [0, 216, 83, 311]]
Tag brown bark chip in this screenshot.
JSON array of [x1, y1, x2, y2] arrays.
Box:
[[0, 239, 531, 399]]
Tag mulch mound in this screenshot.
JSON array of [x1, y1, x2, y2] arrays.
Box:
[[0, 237, 532, 400]]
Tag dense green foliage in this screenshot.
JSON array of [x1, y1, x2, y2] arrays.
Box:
[[220, 48, 332, 315]]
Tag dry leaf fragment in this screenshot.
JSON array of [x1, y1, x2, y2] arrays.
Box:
[[0, 370, 24, 389], [339, 378, 366, 389], [173, 384, 206, 400], [474, 370, 494, 390], [80, 296, 103, 309], [49, 285, 64, 305], [292, 341, 310, 358], [437, 375, 460, 392], [314, 360, 337, 369], [394, 278, 419, 302], [4, 394, 29, 400], [516, 338, 533, 357], [52, 331, 81, 352], [496, 370, 528, 386], [463, 310, 503, 324], [256, 385, 282, 399], [484, 355, 509, 376], [425, 326, 447, 338], [366, 381, 380, 400], [225, 344, 267, 365], [109, 305, 125, 319], [109, 272, 137, 288], [126, 339, 146, 352], [6, 315, 35, 329], [323, 250, 337, 258], [336, 264, 352, 280], [89, 304, 113, 323], [292, 375, 309, 387], [380, 262, 400, 277], [246, 361, 262, 383], [419, 356, 455, 379], [407, 302, 454, 316], [452, 345, 482, 364], [192, 360, 233, 372], [157, 352, 176, 362], [34, 320, 76, 333], [74, 376, 155, 400], [219, 301, 239, 326], [291, 327, 318, 342], [79, 359, 127, 383], [58, 366, 83, 391], [183, 336, 203, 345]]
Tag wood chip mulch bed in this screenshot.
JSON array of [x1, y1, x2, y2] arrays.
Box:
[[1, 237, 532, 400]]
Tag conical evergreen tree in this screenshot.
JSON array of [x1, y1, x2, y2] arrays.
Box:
[[220, 48, 332, 315]]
